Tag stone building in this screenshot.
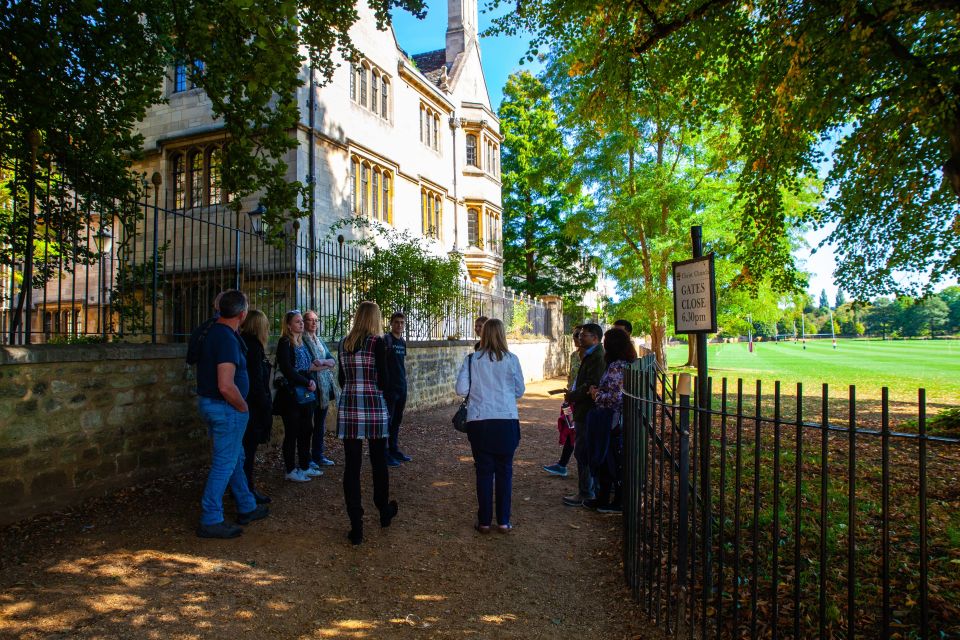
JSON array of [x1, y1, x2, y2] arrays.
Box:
[[131, 0, 504, 288]]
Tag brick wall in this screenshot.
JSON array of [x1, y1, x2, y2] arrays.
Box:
[[0, 337, 569, 525]]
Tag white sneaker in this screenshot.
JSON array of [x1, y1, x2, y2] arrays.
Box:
[[286, 469, 311, 482], [303, 466, 323, 477]]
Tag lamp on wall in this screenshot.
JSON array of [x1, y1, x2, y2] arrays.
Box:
[[93, 226, 113, 340], [247, 203, 267, 238]]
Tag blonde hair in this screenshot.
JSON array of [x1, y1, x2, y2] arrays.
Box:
[[343, 301, 383, 352], [280, 310, 303, 347], [303, 309, 320, 335], [240, 309, 269, 347], [479, 318, 509, 361]]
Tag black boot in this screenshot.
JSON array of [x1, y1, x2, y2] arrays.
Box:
[[347, 507, 364, 545], [379, 500, 399, 528]]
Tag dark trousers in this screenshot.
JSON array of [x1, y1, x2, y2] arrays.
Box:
[[310, 404, 329, 463], [281, 401, 314, 473], [342, 437, 389, 525], [558, 442, 574, 467], [595, 434, 623, 506], [386, 392, 407, 454], [573, 419, 595, 499], [471, 445, 515, 527]]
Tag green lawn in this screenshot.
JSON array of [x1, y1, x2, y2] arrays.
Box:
[[666, 338, 960, 407]]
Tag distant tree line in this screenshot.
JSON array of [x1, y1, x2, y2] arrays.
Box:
[[761, 287, 960, 340]]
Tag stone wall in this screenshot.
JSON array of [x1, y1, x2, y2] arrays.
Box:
[[0, 337, 570, 525], [0, 344, 203, 526]]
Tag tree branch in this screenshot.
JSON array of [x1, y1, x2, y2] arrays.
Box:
[[631, 0, 736, 56]]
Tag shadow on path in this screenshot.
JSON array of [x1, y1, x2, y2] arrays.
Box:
[[1, 378, 652, 639]]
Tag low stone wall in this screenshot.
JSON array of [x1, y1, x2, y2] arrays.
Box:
[[0, 337, 569, 525]]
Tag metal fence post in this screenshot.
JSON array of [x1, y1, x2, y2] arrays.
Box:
[[677, 372, 692, 586]]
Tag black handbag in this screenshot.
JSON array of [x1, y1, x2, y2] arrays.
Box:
[[452, 354, 472, 433]]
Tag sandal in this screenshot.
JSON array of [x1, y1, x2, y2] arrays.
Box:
[[474, 522, 491, 534]]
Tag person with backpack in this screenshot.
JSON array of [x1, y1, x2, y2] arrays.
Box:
[[383, 311, 410, 466], [274, 310, 321, 483]]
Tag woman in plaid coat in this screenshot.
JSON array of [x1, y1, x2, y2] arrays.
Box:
[[337, 301, 396, 545]]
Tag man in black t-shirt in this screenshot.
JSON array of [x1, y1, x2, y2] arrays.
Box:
[[384, 312, 410, 465], [195, 290, 269, 539]]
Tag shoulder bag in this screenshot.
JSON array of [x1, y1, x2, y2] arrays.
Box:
[[452, 354, 472, 433]]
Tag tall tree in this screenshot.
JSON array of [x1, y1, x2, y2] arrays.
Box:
[[490, 0, 960, 296], [835, 289, 847, 307], [499, 71, 592, 299], [819, 288, 830, 309]]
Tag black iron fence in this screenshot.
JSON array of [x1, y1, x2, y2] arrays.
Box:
[[622, 354, 960, 639], [1, 175, 548, 344]]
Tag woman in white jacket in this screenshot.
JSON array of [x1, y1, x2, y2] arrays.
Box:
[[455, 318, 526, 533]]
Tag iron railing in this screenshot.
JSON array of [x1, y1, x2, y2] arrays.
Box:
[[622, 354, 960, 639], [1, 173, 548, 344]]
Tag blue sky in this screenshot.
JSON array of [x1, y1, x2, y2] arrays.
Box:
[[391, 4, 955, 302]]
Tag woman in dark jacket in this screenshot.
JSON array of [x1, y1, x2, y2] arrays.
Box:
[[275, 310, 321, 483], [337, 301, 395, 545], [239, 309, 273, 504]]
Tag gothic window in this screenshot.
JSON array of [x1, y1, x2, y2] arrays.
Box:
[[174, 64, 188, 93], [421, 188, 443, 240], [381, 172, 391, 222], [467, 207, 480, 247], [208, 147, 224, 205], [433, 115, 440, 150], [371, 70, 379, 114], [172, 154, 185, 209], [372, 170, 379, 220], [381, 77, 388, 118], [361, 163, 370, 215], [360, 64, 368, 107], [350, 63, 357, 101], [189, 151, 203, 208], [466, 134, 478, 168]]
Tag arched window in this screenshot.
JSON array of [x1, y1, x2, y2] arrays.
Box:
[[172, 154, 185, 209], [381, 172, 390, 222], [174, 64, 188, 93], [381, 77, 388, 118], [208, 147, 223, 205], [372, 169, 380, 220], [361, 162, 370, 214], [466, 134, 478, 168], [420, 105, 425, 143], [425, 112, 432, 147], [467, 208, 480, 247], [371, 70, 379, 114], [360, 64, 368, 107], [189, 151, 203, 208], [351, 157, 360, 213], [350, 63, 356, 101], [433, 115, 440, 150]]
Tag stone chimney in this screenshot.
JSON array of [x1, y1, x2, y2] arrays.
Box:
[[446, 0, 478, 66]]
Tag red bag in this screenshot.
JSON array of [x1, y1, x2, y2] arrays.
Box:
[[557, 402, 575, 447]]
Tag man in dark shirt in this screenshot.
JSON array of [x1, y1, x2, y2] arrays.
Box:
[[562, 323, 605, 507], [195, 290, 268, 538], [383, 312, 411, 465]]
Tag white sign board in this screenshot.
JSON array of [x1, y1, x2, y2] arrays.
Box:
[[672, 254, 717, 334]]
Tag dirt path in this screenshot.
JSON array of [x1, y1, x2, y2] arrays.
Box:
[[1, 378, 652, 639]]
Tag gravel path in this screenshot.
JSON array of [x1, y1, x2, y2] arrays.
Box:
[[1, 378, 653, 639]]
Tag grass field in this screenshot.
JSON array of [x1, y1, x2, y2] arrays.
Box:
[[666, 338, 960, 408]]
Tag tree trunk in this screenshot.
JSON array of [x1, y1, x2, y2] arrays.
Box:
[[650, 322, 667, 369], [684, 339, 697, 368]]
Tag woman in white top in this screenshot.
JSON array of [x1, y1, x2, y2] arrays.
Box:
[[455, 318, 526, 533]]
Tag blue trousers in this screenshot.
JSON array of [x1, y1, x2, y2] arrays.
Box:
[[198, 397, 256, 526], [468, 419, 520, 527]]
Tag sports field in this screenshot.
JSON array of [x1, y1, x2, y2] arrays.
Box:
[[666, 338, 959, 407]]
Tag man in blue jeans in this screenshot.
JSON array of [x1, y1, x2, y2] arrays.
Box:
[[195, 289, 269, 538]]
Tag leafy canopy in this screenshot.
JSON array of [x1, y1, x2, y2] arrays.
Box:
[[489, 0, 960, 296]]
